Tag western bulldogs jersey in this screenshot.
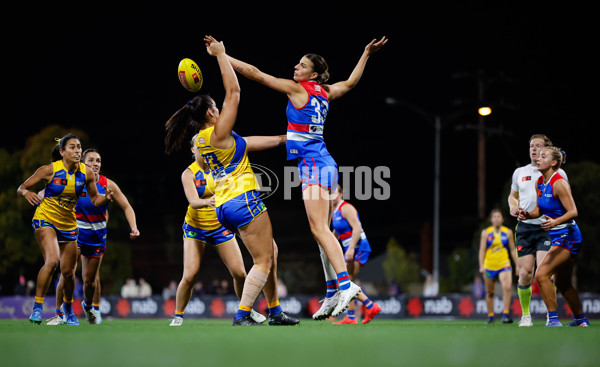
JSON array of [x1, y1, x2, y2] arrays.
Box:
[[331, 201, 371, 253], [75, 175, 109, 246], [536, 172, 572, 231], [511, 164, 567, 225], [286, 81, 330, 160], [33, 160, 87, 231], [184, 161, 221, 230]]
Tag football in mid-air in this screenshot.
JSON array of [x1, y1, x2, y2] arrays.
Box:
[[177, 58, 203, 92]]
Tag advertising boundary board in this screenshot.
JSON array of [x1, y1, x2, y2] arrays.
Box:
[[1, 294, 599, 320]]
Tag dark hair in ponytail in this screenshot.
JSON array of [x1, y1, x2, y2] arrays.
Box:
[[304, 53, 330, 84], [164, 94, 215, 155], [51, 133, 81, 162]]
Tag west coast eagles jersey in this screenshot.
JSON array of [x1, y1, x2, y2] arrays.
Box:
[[196, 126, 259, 207], [483, 225, 511, 270], [33, 160, 87, 231], [184, 161, 221, 230]]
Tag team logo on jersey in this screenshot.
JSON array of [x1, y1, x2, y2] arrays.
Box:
[[522, 176, 531, 181], [53, 178, 68, 185], [222, 229, 232, 236], [195, 179, 207, 187], [309, 124, 323, 134], [79, 192, 87, 197], [198, 137, 205, 144]]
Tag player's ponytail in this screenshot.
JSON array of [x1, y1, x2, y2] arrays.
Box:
[[305, 54, 330, 84], [544, 146, 565, 169], [165, 94, 214, 155]]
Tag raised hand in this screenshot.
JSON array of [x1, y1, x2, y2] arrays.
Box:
[[204, 35, 225, 56], [365, 36, 388, 55]]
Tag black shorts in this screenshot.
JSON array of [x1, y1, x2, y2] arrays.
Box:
[[515, 222, 552, 257]]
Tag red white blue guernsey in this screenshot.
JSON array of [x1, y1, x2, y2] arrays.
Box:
[[536, 172, 583, 244], [286, 81, 330, 160], [331, 201, 371, 253], [75, 175, 109, 246]]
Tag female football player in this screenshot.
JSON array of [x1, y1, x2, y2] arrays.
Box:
[[17, 134, 112, 325], [519, 147, 588, 327], [47, 148, 140, 325], [331, 185, 381, 325], [164, 37, 297, 326], [478, 209, 517, 324], [218, 35, 388, 319], [169, 135, 297, 326], [507, 134, 567, 326]]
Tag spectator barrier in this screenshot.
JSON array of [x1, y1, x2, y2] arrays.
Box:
[[1, 294, 599, 320]]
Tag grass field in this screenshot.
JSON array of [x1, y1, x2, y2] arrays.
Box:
[[1, 318, 598, 367]]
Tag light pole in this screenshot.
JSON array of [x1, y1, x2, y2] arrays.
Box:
[[385, 98, 488, 289]]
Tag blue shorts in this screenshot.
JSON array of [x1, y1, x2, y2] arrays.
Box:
[[342, 241, 371, 266], [216, 190, 267, 232], [32, 219, 78, 243], [485, 267, 511, 279], [78, 243, 106, 257], [550, 224, 583, 256], [297, 155, 338, 192], [182, 221, 235, 246]]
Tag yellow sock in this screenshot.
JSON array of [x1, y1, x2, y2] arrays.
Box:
[[34, 296, 44, 304], [267, 300, 280, 309]]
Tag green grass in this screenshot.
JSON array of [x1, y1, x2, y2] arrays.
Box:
[[1, 318, 598, 367]]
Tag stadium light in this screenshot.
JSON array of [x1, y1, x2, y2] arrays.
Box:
[[478, 106, 492, 116]]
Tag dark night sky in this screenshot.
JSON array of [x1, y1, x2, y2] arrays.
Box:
[[3, 3, 596, 284]]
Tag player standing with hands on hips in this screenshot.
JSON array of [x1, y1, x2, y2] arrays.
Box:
[[220, 35, 388, 319]]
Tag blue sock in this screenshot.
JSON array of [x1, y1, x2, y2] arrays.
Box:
[[574, 313, 586, 321], [55, 308, 63, 316], [337, 271, 351, 291], [93, 305, 100, 312], [548, 311, 559, 321], [62, 300, 73, 312], [363, 298, 374, 309], [235, 305, 252, 320], [347, 310, 356, 320], [268, 300, 282, 316], [83, 298, 92, 311], [33, 302, 43, 312], [326, 280, 338, 298]]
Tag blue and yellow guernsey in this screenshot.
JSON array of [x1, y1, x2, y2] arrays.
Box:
[[483, 225, 511, 271], [33, 160, 87, 231], [196, 127, 259, 207], [184, 161, 221, 230]]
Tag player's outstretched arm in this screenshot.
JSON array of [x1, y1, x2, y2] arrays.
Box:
[[244, 135, 286, 152], [204, 35, 239, 150], [325, 36, 388, 101]]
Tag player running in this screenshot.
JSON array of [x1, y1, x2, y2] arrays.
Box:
[[330, 185, 381, 324], [17, 134, 112, 325], [47, 148, 140, 325], [519, 147, 589, 327]]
